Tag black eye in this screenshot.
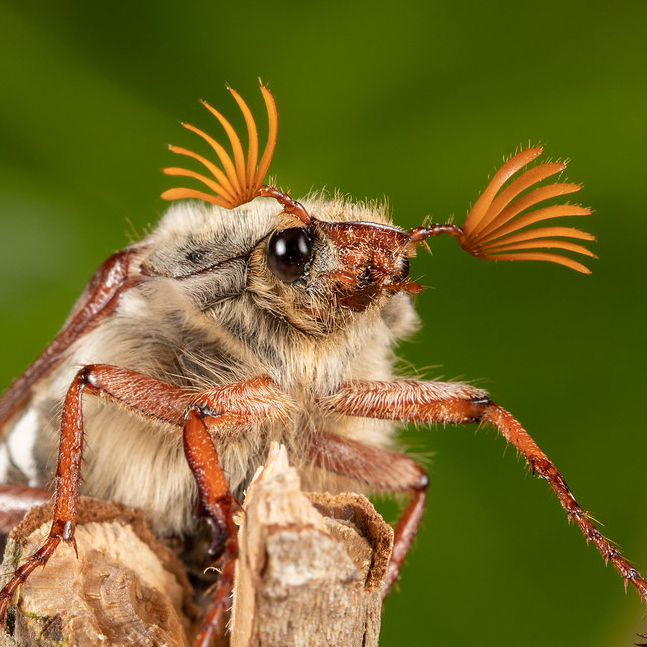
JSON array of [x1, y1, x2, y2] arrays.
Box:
[[266, 228, 313, 283]]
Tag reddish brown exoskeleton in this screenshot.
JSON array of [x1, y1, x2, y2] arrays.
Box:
[[0, 84, 644, 646]]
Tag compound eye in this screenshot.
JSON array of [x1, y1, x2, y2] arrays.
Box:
[[266, 228, 313, 283]]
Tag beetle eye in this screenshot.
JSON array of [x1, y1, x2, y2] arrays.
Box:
[[266, 228, 314, 283]]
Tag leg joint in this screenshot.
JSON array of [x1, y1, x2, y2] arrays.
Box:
[[77, 365, 99, 388], [464, 393, 491, 423], [184, 402, 221, 422], [414, 467, 429, 492], [470, 394, 491, 407]]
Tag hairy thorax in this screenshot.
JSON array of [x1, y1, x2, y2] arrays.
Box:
[[3, 268, 418, 538]]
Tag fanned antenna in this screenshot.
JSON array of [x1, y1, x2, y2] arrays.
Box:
[[161, 84, 278, 209], [457, 147, 595, 274]]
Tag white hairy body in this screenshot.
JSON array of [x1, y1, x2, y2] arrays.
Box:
[[0, 196, 424, 539]]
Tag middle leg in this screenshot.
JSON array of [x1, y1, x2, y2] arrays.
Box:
[[317, 379, 647, 605]]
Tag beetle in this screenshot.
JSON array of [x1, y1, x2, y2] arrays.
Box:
[[0, 83, 645, 646]]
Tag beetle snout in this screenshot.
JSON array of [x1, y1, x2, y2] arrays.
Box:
[[312, 219, 423, 309], [354, 251, 410, 286]]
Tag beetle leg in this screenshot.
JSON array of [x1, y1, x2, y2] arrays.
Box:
[[308, 430, 427, 597], [0, 367, 88, 622], [0, 247, 143, 436], [0, 364, 288, 628], [183, 407, 238, 647], [0, 485, 50, 534], [319, 379, 647, 606]]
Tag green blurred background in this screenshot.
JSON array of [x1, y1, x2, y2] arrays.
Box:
[[0, 1, 646, 645]]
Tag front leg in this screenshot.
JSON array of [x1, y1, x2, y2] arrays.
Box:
[[0, 364, 289, 627], [318, 379, 647, 605], [0, 368, 92, 622], [183, 407, 239, 647]]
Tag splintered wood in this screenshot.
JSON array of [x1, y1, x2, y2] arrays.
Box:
[[0, 445, 394, 646], [0, 499, 197, 647], [231, 443, 393, 647]]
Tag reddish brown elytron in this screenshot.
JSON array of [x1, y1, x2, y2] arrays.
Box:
[[0, 84, 643, 647]]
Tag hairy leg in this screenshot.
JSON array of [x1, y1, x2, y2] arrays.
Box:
[[183, 407, 239, 647], [318, 379, 647, 605], [0, 248, 143, 436], [0, 364, 287, 624], [308, 430, 427, 597]]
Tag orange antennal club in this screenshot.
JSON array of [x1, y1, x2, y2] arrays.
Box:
[[161, 84, 278, 209], [457, 147, 595, 274]]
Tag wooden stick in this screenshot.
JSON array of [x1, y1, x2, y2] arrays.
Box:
[[0, 498, 197, 647], [0, 445, 394, 646], [230, 443, 393, 647]]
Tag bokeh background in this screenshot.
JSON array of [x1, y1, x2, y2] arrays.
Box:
[[1, 1, 646, 645]]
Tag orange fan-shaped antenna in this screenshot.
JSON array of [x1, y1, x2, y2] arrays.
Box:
[[457, 147, 595, 274], [161, 84, 278, 209]]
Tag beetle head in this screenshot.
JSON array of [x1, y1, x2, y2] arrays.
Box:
[[160, 84, 596, 326]]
